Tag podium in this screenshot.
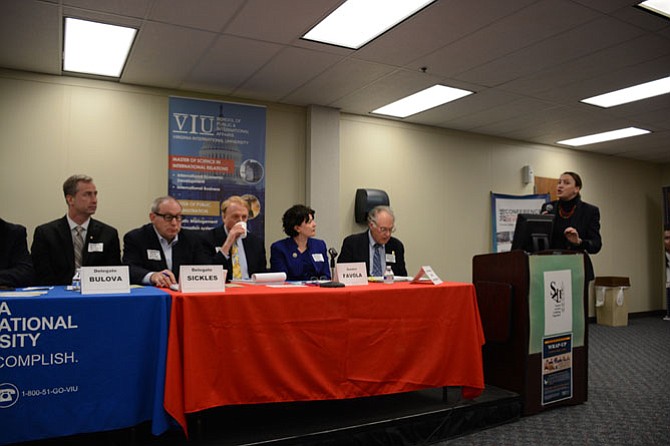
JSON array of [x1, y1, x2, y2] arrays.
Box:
[[472, 250, 588, 416]]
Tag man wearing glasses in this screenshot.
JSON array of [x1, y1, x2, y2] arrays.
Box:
[[122, 196, 210, 287], [338, 205, 407, 277]]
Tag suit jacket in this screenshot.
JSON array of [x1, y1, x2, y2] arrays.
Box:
[[541, 198, 601, 282], [122, 223, 211, 284], [0, 219, 35, 287], [270, 237, 330, 281], [204, 225, 267, 281], [338, 230, 408, 276], [31, 216, 121, 286]]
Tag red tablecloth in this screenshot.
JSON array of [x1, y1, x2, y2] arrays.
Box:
[[163, 282, 485, 432]]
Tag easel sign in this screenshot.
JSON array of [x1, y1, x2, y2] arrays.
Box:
[[411, 266, 443, 285]]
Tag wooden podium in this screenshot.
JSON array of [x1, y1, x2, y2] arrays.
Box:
[[472, 250, 588, 416]]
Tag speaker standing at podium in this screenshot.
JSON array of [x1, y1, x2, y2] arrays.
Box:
[[541, 171, 602, 282]]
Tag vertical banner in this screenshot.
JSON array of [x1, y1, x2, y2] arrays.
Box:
[[168, 97, 267, 235], [491, 193, 549, 252]]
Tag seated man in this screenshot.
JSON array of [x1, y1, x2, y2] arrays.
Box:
[[203, 196, 267, 281], [123, 196, 210, 287], [0, 218, 35, 288], [338, 205, 407, 276], [31, 175, 120, 285]]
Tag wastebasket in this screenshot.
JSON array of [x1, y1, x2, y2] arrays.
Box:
[[594, 276, 630, 327]]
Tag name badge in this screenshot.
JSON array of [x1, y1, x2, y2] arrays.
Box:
[[147, 249, 162, 261], [336, 262, 368, 286], [88, 242, 104, 253], [81, 266, 130, 295], [179, 265, 226, 293], [386, 253, 396, 264], [312, 253, 325, 262]]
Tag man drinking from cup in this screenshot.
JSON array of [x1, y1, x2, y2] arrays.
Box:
[[204, 195, 267, 281]]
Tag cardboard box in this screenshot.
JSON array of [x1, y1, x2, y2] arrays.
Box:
[[594, 276, 630, 327]]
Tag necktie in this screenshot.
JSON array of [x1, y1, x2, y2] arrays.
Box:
[[372, 243, 382, 276], [231, 243, 242, 279], [73, 226, 84, 269]]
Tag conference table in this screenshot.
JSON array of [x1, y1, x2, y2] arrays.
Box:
[[0, 286, 172, 445], [163, 281, 486, 433]]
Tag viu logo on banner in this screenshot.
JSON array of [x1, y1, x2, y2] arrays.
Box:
[[543, 270, 573, 336]]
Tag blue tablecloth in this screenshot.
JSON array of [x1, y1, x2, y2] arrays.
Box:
[[0, 286, 172, 445]]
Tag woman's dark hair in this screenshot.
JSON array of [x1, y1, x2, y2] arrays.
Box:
[[282, 204, 315, 237], [562, 171, 583, 189]]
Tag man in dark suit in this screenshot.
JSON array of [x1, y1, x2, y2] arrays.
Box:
[[123, 196, 211, 286], [31, 175, 121, 285], [338, 205, 407, 276], [0, 218, 35, 287], [203, 195, 266, 281]]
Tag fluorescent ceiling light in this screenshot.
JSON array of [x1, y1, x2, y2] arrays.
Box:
[[303, 0, 436, 49], [371, 85, 473, 118], [638, 0, 670, 18], [64, 18, 137, 77], [557, 127, 650, 147], [581, 75, 670, 108]]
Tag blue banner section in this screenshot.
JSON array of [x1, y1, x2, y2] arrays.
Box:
[[0, 287, 171, 445], [168, 97, 267, 236]]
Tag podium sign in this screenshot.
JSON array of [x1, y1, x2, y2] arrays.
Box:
[[528, 255, 584, 355]]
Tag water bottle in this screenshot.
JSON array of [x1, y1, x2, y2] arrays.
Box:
[[71, 268, 81, 291], [383, 265, 394, 284]]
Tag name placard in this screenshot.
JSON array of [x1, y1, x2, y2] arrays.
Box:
[[179, 265, 226, 293], [336, 262, 368, 286], [81, 266, 131, 295], [411, 266, 443, 285]]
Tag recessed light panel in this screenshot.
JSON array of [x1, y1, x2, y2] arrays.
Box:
[[638, 0, 670, 19], [557, 127, 650, 146], [581, 76, 670, 108], [371, 85, 473, 118], [64, 18, 137, 77], [302, 0, 436, 49]]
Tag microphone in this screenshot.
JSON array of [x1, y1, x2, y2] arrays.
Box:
[[542, 204, 554, 215], [328, 247, 338, 268]]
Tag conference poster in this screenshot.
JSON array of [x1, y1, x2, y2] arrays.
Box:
[[168, 97, 267, 236]]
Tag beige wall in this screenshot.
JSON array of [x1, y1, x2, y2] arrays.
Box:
[[339, 114, 665, 315], [0, 70, 305, 251], [1, 69, 667, 314]]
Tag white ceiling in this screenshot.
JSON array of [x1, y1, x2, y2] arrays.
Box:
[[2, 0, 670, 163]]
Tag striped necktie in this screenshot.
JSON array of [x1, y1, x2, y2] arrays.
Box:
[[73, 226, 84, 269], [372, 243, 382, 276]]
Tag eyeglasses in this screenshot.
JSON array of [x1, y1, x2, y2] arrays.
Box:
[[373, 222, 395, 234], [155, 213, 183, 222]]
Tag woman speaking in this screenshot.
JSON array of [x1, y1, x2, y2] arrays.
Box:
[[541, 171, 602, 282]]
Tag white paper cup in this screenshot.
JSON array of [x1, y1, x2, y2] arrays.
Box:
[[236, 221, 248, 238]]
